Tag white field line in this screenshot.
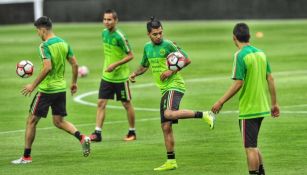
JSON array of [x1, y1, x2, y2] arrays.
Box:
[[2, 71, 306, 135], [0, 118, 158, 135]]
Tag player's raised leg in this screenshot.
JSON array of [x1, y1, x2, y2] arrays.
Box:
[[164, 109, 216, 129]]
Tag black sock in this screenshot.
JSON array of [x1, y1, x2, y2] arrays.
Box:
[[74, 131, 82, 141], [23, 148, 31, 158], [194, 111, 203, 118], [259, 164, 265, 175], [167, 152, 175, 159], [95, 130, 101, 135], [249, 170, 259, 175], [128, 130, 135, 135]]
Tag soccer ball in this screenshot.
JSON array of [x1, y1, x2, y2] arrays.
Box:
[[16, 60, 34, 78], [166, 51, 185, 71], [78, 65, 89, 77]]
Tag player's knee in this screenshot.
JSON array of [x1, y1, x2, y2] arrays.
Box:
[[97, 100, 107, 109], [161, 123, 171, 132], [121, 101, 131, 110], [26, 115, 39, 126], [164, 110, 174, 119], [53, 118, 63, 128]]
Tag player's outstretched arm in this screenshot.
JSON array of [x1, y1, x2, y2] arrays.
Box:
[[211, 80, 243, 114], [105, 52, 134, 72], [129, 65, 148, 83], [21, 59, 52, 96], [67, 56, 79, 95], [267, 73, 280, 117]]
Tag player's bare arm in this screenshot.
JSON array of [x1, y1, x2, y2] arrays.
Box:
[[267, 73, 280, 117], [129, 66, 148, 83], [67, 56, 79, 95], [211, 80, 243, 114], [105, 52, 134, 72], [21, 59, 52, 96]]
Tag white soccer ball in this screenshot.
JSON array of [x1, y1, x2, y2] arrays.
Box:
[[78, 65, 89, 77], [16, 60, 34, 78], [166, 52, 185, 71]]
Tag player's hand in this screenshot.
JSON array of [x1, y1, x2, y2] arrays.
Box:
[[160, 70, 174, 81], [105, 63, 117, 72], [70, 83, 78, 95], [211, 101, 223, 114], [21, 84, 34, 96], [129, 72, 136, 83], [271, 104, 280, 118]]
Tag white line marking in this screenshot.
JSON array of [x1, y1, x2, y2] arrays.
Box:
[[3, 71, 306, 135], [0, 118, 158, 135]]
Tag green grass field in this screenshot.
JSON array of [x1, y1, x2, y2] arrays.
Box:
[[1, 20, 307, 175]]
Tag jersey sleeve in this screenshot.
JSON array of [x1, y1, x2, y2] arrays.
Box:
[[67, 45, 74, 59], [117, 32, 131, 54], [39, 43, 51, 60], [266, 60, 272, 74], [167, 40, 189, 58], [140, 47, 150, 67], [231, 51, 246, 80]]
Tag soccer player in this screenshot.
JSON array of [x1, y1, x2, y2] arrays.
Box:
[[211, 23, 280, 175], [129, 17, 216, 171], [11, 16, 90, 164], [89, 9, 136, 142]]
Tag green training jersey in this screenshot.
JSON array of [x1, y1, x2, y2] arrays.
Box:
[[141, 39, 188, 95], [38, 36, 74, 94], [232, 45, 272, 119], [101, 28, 132, 83]]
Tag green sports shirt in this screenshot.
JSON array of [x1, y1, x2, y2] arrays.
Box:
[[141, 39, 188, 95], [232, 45, 272, 119], [101, 28, 132, 83], [38, 36, 73, 94]]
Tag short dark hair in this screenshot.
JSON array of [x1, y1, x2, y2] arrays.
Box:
[[233, 23, 250, 42], [147, 17, 162, 33], [104, 9, 118, 20], [34, 16, 52, 30]]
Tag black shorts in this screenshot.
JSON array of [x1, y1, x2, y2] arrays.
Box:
[[160, 90, 184, 124], [98, 79, 131, 101], [29, 92, 67, 118], [239, 117, 264, 148]]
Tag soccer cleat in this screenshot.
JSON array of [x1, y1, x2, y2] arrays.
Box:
[[11, 156, 32, 164], [80, 135, 91, 157], [123, 133, 136, 141], [154, 159, 178, 171], [89, 132, 102, 142], [203, 111, 216, 130]]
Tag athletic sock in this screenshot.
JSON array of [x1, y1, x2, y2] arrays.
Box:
[[94, 130, 101, 134], [95, 127, 102, 132], [128, 128, 136, 135], [23, 148, 31, 158], [167, 152, 175, 159], [194, 111, 203, 118], [249, 170, 259, 174], [74, 131, 82, 141], [94, 127, 102, 135], [259, 164, 265, 175]]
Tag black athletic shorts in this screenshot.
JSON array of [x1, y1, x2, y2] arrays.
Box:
[[98, 79, 131, 101], [29, 92, 67, 118], [160, 90, 184, 124], [239, 117, 264, 148]]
